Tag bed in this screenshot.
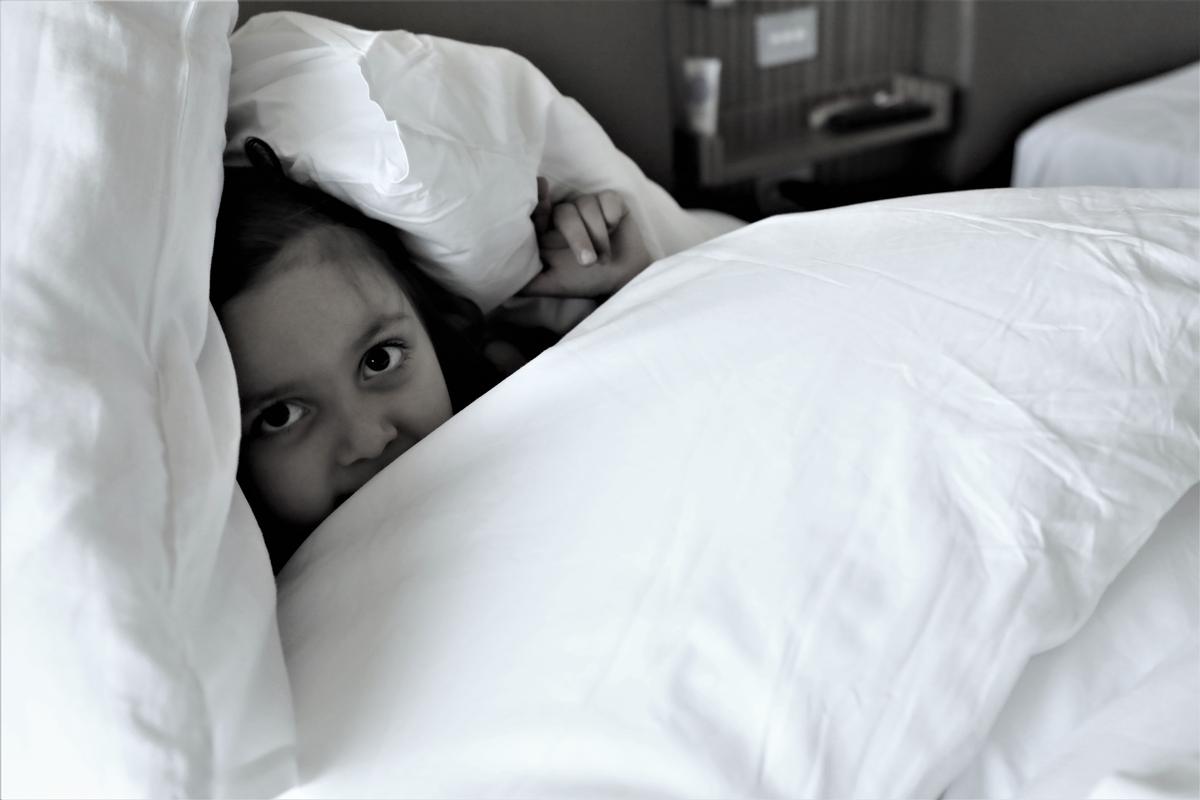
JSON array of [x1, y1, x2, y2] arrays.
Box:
[[1012, 61, 1200, 189], [2, 4, 1197, 799]]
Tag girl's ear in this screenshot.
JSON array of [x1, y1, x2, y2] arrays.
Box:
[[244, 137, 286, 180]]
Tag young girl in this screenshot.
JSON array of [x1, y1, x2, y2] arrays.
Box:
[[212, 139, 652, 570]]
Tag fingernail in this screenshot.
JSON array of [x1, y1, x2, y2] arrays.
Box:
[[579, 249, 596, 265]]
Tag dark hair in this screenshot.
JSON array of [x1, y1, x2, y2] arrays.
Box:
[[211, 138, 502, 412]]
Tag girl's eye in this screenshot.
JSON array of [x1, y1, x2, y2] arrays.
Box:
[[256, 401, 307, 435], [361, 343, 406, 379]]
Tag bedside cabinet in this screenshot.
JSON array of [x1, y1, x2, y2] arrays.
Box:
[[674, 74, 955, 220]]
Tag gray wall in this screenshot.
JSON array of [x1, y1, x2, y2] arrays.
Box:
[[235, 1, 675, 188], [921, 0, 1200, 186], [236, 1, 1200, 193], [668, 1, 926, 145]]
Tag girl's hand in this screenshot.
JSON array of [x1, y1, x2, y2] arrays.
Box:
[[522, 178, 652, 298]]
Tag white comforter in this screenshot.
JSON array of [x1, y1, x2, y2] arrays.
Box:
[[276, 187, 1199, 798], [947, 483, 1199, 799], [1013, 62, 1200, 189]]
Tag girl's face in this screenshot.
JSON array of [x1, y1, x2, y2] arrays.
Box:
[[220, 231, 453, 540]]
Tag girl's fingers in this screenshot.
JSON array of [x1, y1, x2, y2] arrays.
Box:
[[597, 190, 627, 230], [573, 194, 611, 260], [538, 191, 629, 270], [538, 229, 568, 250], [521, 267, 568, 297], [552, 202, 598, 266], [522, 248, 607, 297]]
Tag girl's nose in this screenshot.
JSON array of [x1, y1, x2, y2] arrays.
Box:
[[335, 407, 399, 467]]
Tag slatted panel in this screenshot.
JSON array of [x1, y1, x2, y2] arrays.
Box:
[[668, 0, 925, 153]]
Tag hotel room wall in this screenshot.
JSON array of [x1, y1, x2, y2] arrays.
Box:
[[921, 0, 1200, 186], [667, 2, 922, 144], [667, 0, 928, 185], [234, 1, 676, 188], [235, 1, 1199, 196]]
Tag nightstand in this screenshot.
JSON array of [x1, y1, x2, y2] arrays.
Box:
[[674, 74, 955, 219]]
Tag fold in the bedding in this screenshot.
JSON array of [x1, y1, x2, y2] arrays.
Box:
[[276, 187, 1199, 799]]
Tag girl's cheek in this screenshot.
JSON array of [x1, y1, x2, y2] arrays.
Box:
[[244, 442, 327, 526]]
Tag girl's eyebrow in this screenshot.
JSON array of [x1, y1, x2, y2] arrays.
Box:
[[241, 313, 411, 412], [241, 381, 305, 413], [352, 312, 410, 353]]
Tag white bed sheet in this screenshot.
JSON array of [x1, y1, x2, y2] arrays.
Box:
[[1012, 62, 1200, 189], [275, 187, 1198, 799]]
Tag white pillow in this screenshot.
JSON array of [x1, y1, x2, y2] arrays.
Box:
[[0, 3, 296, 797], [225, 11, 739, 314], [274, 187, 1199, 797]]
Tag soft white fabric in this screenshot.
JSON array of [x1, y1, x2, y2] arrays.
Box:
[[0, 3, 296, 797], [1022, 644, 1198, 800], [275, 187, 1199, 798], [225, 11, 742, 315], [946, 484, 1199, 798], [1013, 62, 1200, 189]]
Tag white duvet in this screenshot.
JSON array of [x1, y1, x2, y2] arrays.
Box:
[[276, 187, 1198, 798], [948, 483, 1199, 799], [1013, 62, 1200, 189]]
